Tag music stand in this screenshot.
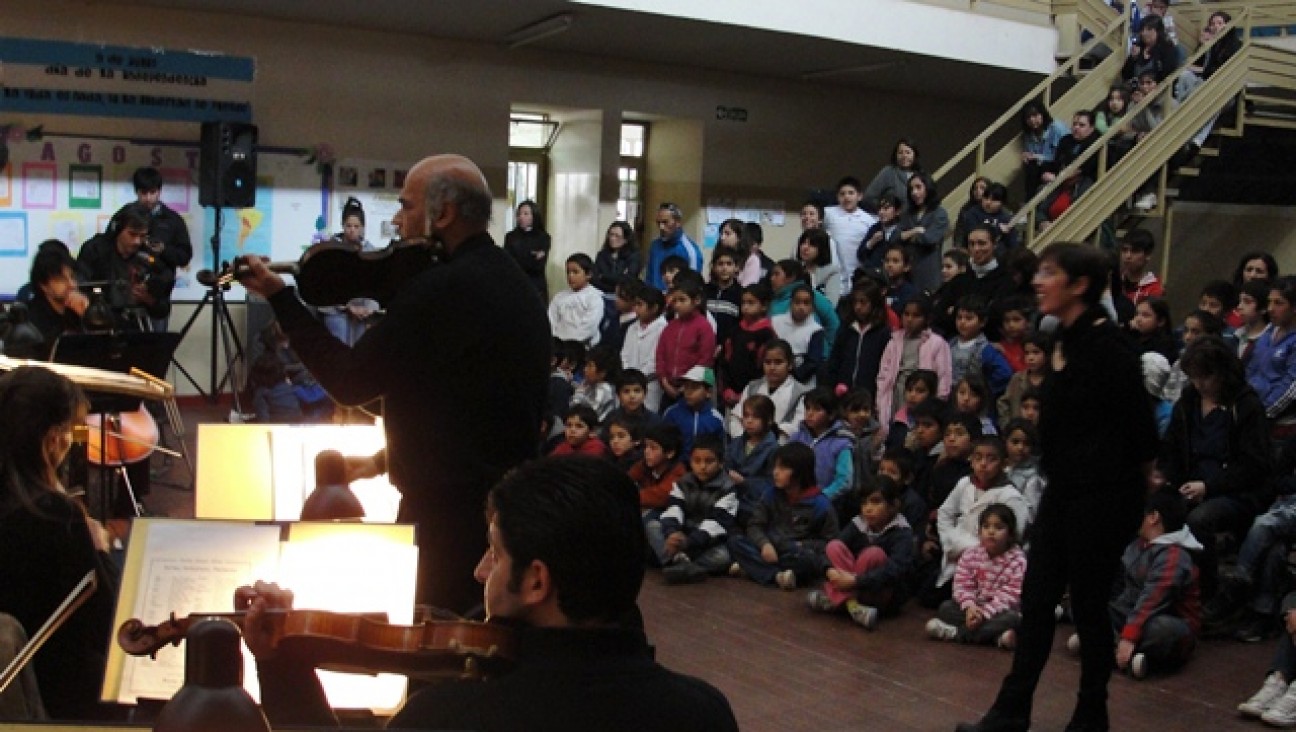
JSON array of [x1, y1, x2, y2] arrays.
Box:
[[51, 332, 183, 519]]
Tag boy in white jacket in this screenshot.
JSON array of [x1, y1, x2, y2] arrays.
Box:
[[937, 436, 1030, 588]]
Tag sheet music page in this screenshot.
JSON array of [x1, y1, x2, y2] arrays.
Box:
[[114, 520, 281, 703]]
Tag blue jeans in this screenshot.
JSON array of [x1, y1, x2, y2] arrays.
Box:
[[726, 534, 825, 586], [1237, 495, 1296, 614]]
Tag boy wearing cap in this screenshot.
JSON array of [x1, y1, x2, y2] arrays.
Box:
[[1239, 592, 1296, 725], [661, 366, 726, 460]]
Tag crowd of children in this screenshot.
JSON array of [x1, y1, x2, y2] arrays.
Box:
[[521, 173, 1296, 713]]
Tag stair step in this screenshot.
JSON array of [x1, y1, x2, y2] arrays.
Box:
[[1196, 147, 1220, 158], [1177, 166, 1202, 177]]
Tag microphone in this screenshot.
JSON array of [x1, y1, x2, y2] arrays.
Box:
[[301, 449, 365, 521]]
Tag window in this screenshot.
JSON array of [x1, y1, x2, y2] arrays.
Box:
[[507, 113, 557, 230], [617, 122, 647, 227]]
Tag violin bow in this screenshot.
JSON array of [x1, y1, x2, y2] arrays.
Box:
[[0, 570, 98, 695]]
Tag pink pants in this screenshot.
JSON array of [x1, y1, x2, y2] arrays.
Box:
[[823, 541, 889, 607]]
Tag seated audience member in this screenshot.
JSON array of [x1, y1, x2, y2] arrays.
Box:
[[724, 394, 779, 520], [997, 332, 1050, 428], [953, 176, 990, 247], [948, 295, 1014, 400], [630, 424, 687, 514], [248, 455, 738, 730], [957, 183, 1018, 253], [1233, 280, 1271, 366], [796, 229, 842, 305], [1129, 298, 1178, 363], [1237, 592, 1296, 726], [935, 438, 1030, 598], [1019, 101, 1070, 201], [705, 247, 743, 348], [1119, 230, 1163, 305], [876, 295, 953, 442], [1002, 419, 1046, 525], [992, 295, 1034, 374], [1035, 111, 1100, 231], [1122, 15, 1179, 87], [884, 370, 938, 453], [570, 346, 620, 423], [250, 352, 305, 424], [647, 434, 739, 584], [787, 388, 856, 519], [603, 368, 661, 440], [550, 404, 607, 458], [879, 447, 927, 540], [661, 366, 725, 461], [1197, 279, 1239, 333], [931, 248, 971, 337], [927, 503, 1027, 649], [1076, 489, 1201, 680], [605, 414, 643, 472], [842, 388, 883, 492], [728, 339, 809, 439], [807, 477, 916, 630], [728, 442, 839, 591], [1246, 277, 1296, 444], [769, 259, 840, 357]]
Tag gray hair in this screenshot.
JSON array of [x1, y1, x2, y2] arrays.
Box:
[[425, 172, 493, 230]]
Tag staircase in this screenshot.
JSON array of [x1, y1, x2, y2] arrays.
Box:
[[931, 0, 1128, 225], [930, 1, 1296, 284]]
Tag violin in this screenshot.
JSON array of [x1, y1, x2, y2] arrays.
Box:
[[197, 237, 442, 307], [117, 604, 515, 682]]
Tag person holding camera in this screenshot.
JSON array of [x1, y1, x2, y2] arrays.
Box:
[[76, 203, 175, 332]]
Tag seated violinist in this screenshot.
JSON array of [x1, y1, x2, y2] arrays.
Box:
[[245, 455, 737, 731], [0, 367, 122, 721]]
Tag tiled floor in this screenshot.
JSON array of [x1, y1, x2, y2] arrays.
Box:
[[122, 399, 1277, 732]]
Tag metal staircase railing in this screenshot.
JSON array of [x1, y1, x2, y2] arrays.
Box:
[[933, 0, 1128, 233], [1017, 7, 1296, 274]]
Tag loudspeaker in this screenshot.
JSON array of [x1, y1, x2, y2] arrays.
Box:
[[199, 121, 258, 208]]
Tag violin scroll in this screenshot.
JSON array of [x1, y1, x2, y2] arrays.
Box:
[[118, 613, 190, 659]]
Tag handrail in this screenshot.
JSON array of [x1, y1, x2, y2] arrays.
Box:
[[1018, 11, 1257, 247], [931, 8, 1130, 185]]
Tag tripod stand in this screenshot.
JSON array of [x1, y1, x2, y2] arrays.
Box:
[[174, 207, 246, 409]]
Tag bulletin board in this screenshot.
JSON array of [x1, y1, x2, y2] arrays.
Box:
[[0, 135, 328, 302]]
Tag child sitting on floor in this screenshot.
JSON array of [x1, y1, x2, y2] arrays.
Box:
[[724, 394, 779, 521], [1073, 489, 1201, 680], [549, 404, 607, 458], [630, 423, 687, 513], [927, 503, 1027, 649], [935, 437, 1029, 599], [605, 414, 643, 472], [727, 442, 839, 591], [806, 476, 915, 630], [788, 387, 856, 519], [570, 345, 620, 422], [649, 434, 739, 584]]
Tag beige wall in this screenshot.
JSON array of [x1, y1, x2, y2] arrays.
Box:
[[7, 0, 1018, 393], [1158, 203, 1296, 319]]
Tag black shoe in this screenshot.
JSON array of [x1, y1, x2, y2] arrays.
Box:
[[954, 711, 1029, 732], [662, 562, 708, 585], [1235, 611, 1277, 643]]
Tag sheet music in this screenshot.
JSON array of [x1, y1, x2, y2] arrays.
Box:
[[117, 521, 280, 702]]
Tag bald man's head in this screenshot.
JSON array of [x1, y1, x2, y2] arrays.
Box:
[[393, 155, 492, 247]]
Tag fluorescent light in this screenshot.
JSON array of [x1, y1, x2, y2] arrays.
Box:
[[800, 59, 906, 80], [507, 13, 574, 49]]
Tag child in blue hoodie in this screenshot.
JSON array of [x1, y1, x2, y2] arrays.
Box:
[[661, 366, 726, 460], [727, 442, 839, 591]]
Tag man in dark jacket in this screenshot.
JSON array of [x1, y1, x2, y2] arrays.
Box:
[[238, 154, 551, 613]]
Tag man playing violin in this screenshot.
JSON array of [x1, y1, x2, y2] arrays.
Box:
[[237, 154, 551, 614], [77, 203, 175, 330], [245, 455, 738, 731], [25, 241, 88, 360]]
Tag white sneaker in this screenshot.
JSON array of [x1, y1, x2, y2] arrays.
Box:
[[727, 562, 744, 578], [1239, 673, 1288, 717], [1262, 681, 1296, 727], [1134, 192, 1157, 211], [848, 602, 879, 630], [775, 569, 797, 590], [926, 618, 958, 641], [998, 629, 1017, 650], [1066, 632, 1080, 653], [1129, 652, 1147, 680]]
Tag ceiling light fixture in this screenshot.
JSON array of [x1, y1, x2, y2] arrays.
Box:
[[507, 13, 574, 49]]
